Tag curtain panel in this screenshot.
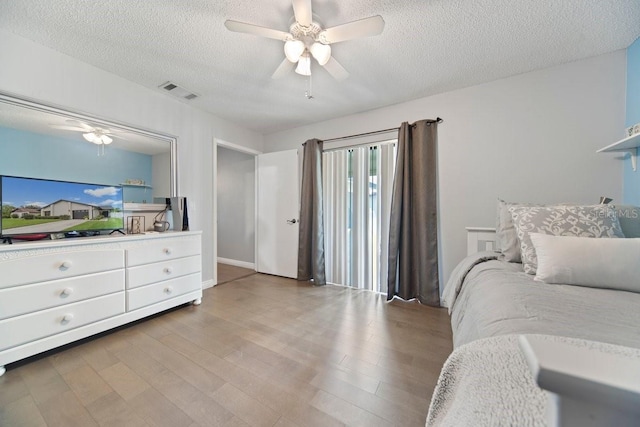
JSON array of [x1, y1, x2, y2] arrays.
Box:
[[387, 120, 440, 306], [297, 138, 327, 285], [322, 149, 349, 286]]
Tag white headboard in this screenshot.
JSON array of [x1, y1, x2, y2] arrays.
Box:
[[466, 227, 497, 256]]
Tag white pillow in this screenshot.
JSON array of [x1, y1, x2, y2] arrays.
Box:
[[509, 205, 625, 275], [530, 233, 640, 293]]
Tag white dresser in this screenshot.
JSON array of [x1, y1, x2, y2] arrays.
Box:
[[0, 231, 202, 376]]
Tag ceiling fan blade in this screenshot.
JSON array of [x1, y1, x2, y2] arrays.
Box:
[[322, 57, 349, 81], [64, 119, 95, 131], [224, 20, 290, 41], [292, 0, 312, 27], [272, 58, 295, 79], [320, 15, 385, 44], [50, 125, 88, 131], [103, 131, 128, 140]]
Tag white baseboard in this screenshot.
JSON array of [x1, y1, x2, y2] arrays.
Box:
[[202, 279, 214, 289], [217, 257, 256, 270]]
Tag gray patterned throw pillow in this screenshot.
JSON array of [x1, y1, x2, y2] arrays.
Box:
[[508, 205, 625, 274], [496, 199, 543, 262]]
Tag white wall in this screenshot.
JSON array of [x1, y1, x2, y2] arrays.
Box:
[[0, 31, 264, 287], [264, 51, 627, 286], [216, 146, 255, 265]]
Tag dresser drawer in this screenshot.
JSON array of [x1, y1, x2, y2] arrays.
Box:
[[0, 293, 125, 351], [0, 270, 124, 321], [0, 249, 125, 289], [127, 255, 201, 289], [126, 237, 200, 267], [127, 273, 201, 311]]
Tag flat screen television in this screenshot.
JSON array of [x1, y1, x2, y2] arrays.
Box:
[[1, 175, 124, 238]]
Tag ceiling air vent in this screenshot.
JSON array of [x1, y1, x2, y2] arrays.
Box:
[[159, 81, 198, 101]]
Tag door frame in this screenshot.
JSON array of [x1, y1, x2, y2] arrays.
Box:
[[212, 138, 262, 286]]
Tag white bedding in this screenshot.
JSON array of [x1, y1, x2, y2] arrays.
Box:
[[426, 334, 640, 427]]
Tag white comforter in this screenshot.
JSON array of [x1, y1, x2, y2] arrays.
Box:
[[426, 334, 640, 427]]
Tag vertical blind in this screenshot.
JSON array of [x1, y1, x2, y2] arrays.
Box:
[[322, 142, 396, 293]]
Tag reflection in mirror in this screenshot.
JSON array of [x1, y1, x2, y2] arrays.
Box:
[[0, 91, 176, 213]]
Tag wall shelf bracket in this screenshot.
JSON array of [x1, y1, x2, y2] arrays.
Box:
[[628, 148, 638, 172], [597, 133, 640, 173]]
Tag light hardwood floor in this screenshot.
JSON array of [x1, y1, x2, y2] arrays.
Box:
[[0, 274, 453, 427], [217, 263, 256, 285]]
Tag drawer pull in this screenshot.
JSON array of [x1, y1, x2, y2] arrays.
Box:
[[60, 288, 74, 298], [163, 248, 172, 255], [61, 314, 74, 325], [164, 286, 173, 294], [164, 267, 173, 274], [59, 261, 72, 271]]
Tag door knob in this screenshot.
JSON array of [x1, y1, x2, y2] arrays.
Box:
[[287, 219, 297, 224]]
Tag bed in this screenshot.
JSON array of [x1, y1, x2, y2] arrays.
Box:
[[426, 202, 640, 426], [445, 251, 640, 349]]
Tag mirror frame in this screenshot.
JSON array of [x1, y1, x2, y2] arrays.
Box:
[[0, 90, 178, 198]]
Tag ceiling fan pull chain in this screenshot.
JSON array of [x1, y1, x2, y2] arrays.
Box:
[[305, 74, 314, 100]]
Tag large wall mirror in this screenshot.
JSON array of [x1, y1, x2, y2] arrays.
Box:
[[0, 91, 177, 219]]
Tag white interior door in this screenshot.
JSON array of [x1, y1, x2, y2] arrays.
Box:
[[257, 149, 299, 278]]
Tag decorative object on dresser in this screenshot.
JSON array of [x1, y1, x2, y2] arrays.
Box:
[[126, 215, 145, 234], [170, 196, 189, 231], [0, 231, 202, 376], [153, 203, 170, 232]]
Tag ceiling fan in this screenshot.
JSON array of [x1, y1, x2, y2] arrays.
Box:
[[224, 0, 385, 81], [50, 119, 127, 146]]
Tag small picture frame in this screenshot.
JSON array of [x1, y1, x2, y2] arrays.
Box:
[[127, 216, 145, 234]]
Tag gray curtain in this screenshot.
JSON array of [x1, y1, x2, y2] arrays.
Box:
[[297, 138, 326, 285], [387, 119, 440, 305]]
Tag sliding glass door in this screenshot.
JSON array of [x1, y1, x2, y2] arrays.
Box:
[[323, 141, 396, 293]]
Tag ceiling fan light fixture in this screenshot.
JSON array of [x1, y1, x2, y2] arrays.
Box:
[[295, 52, 311, 76], [310, 42, 331, 65], [225, 0, 383, 81], [83, 132, 98, 143], [284, 39, 305, 62], [83, 132, 112, 145]]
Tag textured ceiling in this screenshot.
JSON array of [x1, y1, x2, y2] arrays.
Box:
[[1, 0, 639, 135]]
